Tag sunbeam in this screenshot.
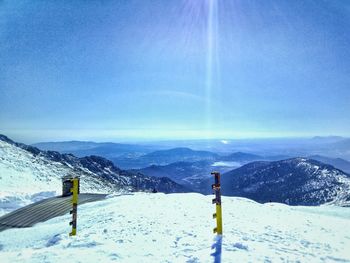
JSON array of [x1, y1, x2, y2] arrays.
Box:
[[204, 0, 219, 139]]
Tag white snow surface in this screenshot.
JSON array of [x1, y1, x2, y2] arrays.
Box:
[[1, 193, 349, 262], [0, 141, 64, 215]]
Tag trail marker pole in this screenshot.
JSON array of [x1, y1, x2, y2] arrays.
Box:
[[212, 171, 223, 235], [69, 177, 79, 236]]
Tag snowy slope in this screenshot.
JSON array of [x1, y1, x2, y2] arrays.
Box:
[[0, 140, 70, 213], [0, 136, 187, 215], [0, 139, 115, 215], [0, 193, 349, 262]]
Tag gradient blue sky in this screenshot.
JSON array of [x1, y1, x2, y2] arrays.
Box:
[[1, 0, 349, 143]]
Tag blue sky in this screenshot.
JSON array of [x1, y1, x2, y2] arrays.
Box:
[[0, 0, 349, 142]]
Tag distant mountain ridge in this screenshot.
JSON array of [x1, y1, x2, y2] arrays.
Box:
[[222, 152, 262, 162], [140, 147, 218, 163], [33, 136, 350, 166], [113, 147, 219, 169], [308, 155, 350, 174], [33, 141, 157, 159], [311, 136, 345, 143]]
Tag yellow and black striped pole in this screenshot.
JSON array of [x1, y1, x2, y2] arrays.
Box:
[[212, 172, 223, 235], [69, 177, 79, 236]]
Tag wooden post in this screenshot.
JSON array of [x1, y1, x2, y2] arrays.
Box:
[[212, 172, 223, 235], [69, 177, 79, 236]]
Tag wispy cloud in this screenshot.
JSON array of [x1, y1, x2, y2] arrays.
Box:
[[154, 90, 209, 103]]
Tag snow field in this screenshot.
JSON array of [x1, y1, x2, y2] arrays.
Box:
[[0, 193, 349, 262]]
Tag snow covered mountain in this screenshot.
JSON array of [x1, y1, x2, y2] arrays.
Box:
[[33, 140, 157, 159], [0, 193, 349, 262], [0, 135, 187, 214], [201, 158, 350, 206]]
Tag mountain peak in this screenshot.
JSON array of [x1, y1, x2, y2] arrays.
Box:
[[201, 157, 350, 206]]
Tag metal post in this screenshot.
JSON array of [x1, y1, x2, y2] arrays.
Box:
[[212, 171, 223, 235], [69, 177, 79, 236]]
